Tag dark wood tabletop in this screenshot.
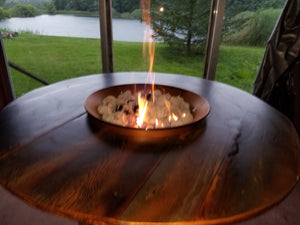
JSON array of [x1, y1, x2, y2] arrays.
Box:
[[0, 72, 299, 225]]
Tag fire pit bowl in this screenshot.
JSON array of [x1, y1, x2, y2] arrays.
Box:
[[85, 84, 210, 142]]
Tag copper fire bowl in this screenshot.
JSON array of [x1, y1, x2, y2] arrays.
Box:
[[85, 84, 210, 143]]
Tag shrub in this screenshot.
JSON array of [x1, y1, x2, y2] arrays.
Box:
[[246, 8, 282, 46], [45, 2, 56, 15], [120, 12, 130, 19], [130, 9, 142, 20], [10, 4, 40, 17], [111, 8, 120, 18], [0, 7, 10, 19], [223, 8, 282, 46]]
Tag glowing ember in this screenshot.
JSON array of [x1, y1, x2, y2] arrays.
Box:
[[97, 89, 193, 129]]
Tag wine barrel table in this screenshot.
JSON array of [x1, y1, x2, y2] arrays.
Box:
[[0, 72, 299, 225]]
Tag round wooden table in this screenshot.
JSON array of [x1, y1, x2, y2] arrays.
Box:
[[0, 72, 299, 225]]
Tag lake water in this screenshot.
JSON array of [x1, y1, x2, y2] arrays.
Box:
[[0, 14, 153, 42]]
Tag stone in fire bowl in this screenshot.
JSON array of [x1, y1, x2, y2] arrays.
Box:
[[85, 84, 210, 144]]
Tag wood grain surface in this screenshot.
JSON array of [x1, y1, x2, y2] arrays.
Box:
[[0, 73, 299, 225]]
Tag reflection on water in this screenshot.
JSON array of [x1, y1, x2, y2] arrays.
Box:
[[0, 14, 153, 42]]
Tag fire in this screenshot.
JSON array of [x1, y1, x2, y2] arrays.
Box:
[[136, 92, 148, 128], [96, 1, 196, 130], [136, 0, 156, 127], [168, 113, 179, 123], [97, 87, 194, 129], [140, 0, 155, 74], [172, 113, 179, 121], [142, 0, 155, 103], [129, 1, 191, 129]]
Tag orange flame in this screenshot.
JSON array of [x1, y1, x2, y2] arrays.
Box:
[[136, 0, 156, 128], [137, 92, 148, 128], [172, 113, 179, 121], [141, 0, 155, 101]]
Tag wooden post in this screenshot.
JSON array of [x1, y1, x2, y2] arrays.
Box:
[[0, 32, 15, 109], [203, 0, 226, 80], [99, 0, 114, 73]]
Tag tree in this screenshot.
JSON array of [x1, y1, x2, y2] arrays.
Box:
[[150, 0, 210, 55], [0, 0, 6, 6], [53, 0, 67, 10], [53, 0, 98, 11], [0, 8, 10, 19], [10, 4, 40, 17], [4, 0, 52, 8], [0, 0, 10, 19], [112, 0, 140, 13], [45, 1, 56, 14]]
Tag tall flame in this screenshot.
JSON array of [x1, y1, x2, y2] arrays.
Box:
[[141, 0, 155, 100], [137, 0, 156, 127]]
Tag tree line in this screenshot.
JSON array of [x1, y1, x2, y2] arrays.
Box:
[[53, 0, 98, 12], [1, 0, 141, 13], [51, 0, 141, 13], [1, 0, 285, 18], [226, 0, 286, 17]]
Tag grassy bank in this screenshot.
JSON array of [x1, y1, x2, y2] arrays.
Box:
[[3, 33, 265, 97]]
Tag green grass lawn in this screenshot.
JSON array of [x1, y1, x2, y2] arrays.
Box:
[[3, 33, 265, 97], [216, 45, 265, 92]]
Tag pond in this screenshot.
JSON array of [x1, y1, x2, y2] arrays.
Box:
[[0, 14, 153, 42]]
